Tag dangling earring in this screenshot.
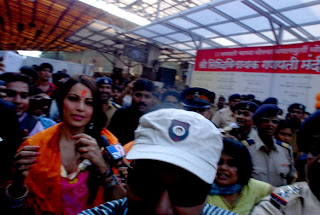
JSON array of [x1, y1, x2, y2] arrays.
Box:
[[89, 122, 94, 130]]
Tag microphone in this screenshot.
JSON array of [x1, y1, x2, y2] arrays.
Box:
[[101, 135, 111, 147], [101, 135, 127, 182], [101, 135, 126, 163], [106, 144, 126, 161]]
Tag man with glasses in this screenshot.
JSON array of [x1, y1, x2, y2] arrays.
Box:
[[181, 87, 215, 119], [0, 73, 55, 136], [108, 78, 154, 145], [243, 104, 296, 186], [251, 110, 320, 214], [81, 109, 237, 215]]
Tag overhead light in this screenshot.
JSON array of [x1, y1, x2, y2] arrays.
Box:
[[78, 0, 151, 26], [17, 51, 42, 58]]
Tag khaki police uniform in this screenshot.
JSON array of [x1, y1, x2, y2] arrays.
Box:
[[242, 135, 297, 187], [250, 182, 320, 215], [229, 126, 258, 141], [290, 130, 304, 159], [208, 104, 218, 120], [211, 106, 236, 128], [103, 100, 121, 126]]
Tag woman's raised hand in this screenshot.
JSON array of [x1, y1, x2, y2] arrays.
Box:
[[73, 133, 108, 173], [14, 145, 40, 178]]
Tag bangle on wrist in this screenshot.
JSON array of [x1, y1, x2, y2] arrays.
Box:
[[103, 175, 119, 190], [99, 168, 113, 181], [5, 184, 29, 208]]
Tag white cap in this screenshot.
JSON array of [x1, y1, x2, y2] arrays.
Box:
[[126, 108, 223, 184]]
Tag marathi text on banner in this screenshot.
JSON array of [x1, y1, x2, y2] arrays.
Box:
[[195, 41, 320, 74], [198, 56, 320, 73]]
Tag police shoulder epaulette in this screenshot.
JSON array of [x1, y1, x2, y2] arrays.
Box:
[[241, 139, 255, 147], [275, 140, 292, 150], [111, 102, 121, 108], [270, 184, 302, 210]]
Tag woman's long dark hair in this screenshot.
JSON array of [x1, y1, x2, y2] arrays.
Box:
[[55, 75, 107, 203], [222, 138, 253, 186]]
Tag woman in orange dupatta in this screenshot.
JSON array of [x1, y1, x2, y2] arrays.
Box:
[[5, 75, 126, 214]]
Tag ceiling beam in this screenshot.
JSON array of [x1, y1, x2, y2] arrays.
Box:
[[243, 0, 308, 43]]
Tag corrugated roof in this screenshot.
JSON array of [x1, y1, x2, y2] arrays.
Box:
[[0, 0, 137, 51], [2, 0, 320, 63]]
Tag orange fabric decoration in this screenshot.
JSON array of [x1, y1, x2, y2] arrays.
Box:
[[18, 123, 119, 215], [123, 141, 134, 154]]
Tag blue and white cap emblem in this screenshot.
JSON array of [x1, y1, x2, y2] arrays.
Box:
[[169, 120, 190, 142]]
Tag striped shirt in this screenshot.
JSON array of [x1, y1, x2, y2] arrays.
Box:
[[80, 198, 238, 215]]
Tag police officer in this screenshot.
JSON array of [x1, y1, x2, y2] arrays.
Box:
[[287, 103, 305, 123], [181, 87, 215, 119], [80, 109, 237, 215], [243, 104, 296, 187], [96, 77, 120, 126], [286, 103, 306, 158], [212, 94, 241, 128], [251, 110, 320, 214], [228, 101, 259, 141]]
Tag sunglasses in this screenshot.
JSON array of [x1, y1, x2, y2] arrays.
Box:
[[127, 160, 210, 207], [5, 89, 29, 99]]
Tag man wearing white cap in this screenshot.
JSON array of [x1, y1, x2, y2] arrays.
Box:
[[80, 109, 238, 215]]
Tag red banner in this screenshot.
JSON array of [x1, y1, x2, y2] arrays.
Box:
[[195, 41, 320, 74]]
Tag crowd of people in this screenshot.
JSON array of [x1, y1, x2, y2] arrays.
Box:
[[0, 60, 319, 215]]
